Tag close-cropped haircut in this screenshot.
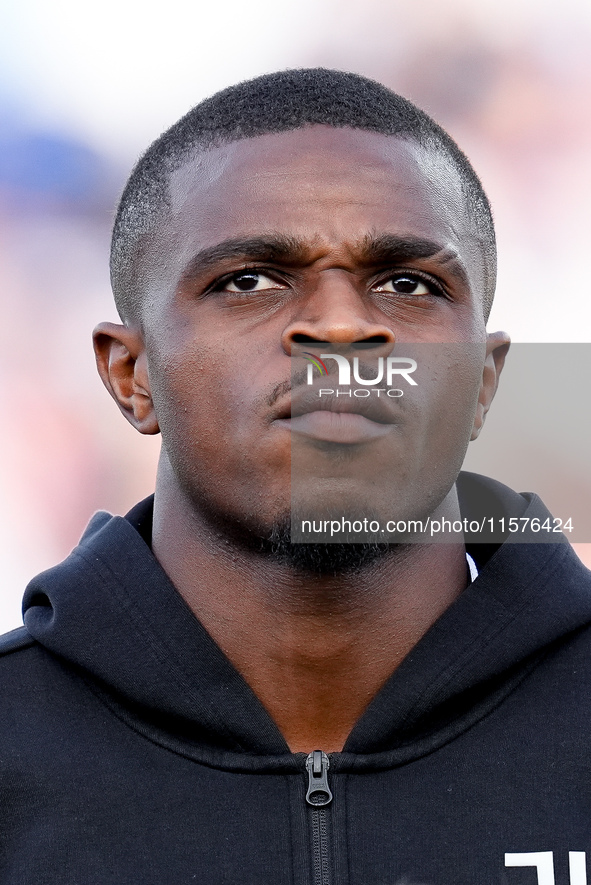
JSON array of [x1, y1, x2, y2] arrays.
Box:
[[111, 68, 496, 321]]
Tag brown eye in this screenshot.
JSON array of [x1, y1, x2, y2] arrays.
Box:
[[374, 275, 431, 296], [223, 272, 282, 292]]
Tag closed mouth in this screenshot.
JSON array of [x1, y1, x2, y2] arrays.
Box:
[[272, 386, 400, 444]]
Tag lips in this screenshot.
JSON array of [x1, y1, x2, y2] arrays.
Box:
[[272, 386, 400, 444]]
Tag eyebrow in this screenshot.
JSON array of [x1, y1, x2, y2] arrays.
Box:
[[358, 233, 470, 287], [180, 235, 309, 282], [180, 232, 469, 287]]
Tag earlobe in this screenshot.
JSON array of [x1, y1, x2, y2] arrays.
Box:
[[470, 331, 511, 441], [92, 322, 160, 435]]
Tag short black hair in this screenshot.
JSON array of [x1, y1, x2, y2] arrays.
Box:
[[111, 68, 496, 321]]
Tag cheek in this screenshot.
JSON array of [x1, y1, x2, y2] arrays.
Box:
[[146, 342, 288, 498], [147, 341, 233, 466], [412, 346, 484, 466]]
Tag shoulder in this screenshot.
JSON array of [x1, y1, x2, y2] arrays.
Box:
[[0, 626, 36, 657], [0, 627, 48, 716], [0, 626, 47, 691]]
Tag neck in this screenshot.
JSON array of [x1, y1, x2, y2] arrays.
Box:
[[152, 467, 470, 754]]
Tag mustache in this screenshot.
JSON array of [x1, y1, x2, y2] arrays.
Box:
[[266, 361, 388, 409]]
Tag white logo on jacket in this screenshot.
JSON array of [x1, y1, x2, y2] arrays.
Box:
[[506, 851, 587, 884]]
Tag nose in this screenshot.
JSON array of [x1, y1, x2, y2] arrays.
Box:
[[281, 271, 395, 356]]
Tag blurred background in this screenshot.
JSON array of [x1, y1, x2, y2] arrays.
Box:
[[1, 0, 590, 631]]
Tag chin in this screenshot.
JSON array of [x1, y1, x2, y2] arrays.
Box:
[[185, 481, 401, 575], [222, 508, 395, 576], [264, 519, 393, 576]]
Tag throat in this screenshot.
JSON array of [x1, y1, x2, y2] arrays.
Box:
[[247, 631, 406, 753], [154, 526, 470, 753]]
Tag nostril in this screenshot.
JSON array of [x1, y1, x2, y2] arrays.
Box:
[[363, 335, 390, 346], [291, 334, 390, 346], [291, 334, 331, 345]]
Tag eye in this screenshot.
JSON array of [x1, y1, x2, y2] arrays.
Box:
[[219, 271, 285, 293], [373, 274, 433, 296]]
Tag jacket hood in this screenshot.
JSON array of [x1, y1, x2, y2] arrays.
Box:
[[22, 473, 591, 771]]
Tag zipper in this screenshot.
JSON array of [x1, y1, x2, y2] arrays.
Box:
[[305, 750, 333, 885]]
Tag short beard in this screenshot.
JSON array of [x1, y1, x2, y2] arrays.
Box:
[[178, 481, 398, 576], [259, 515, 393, 576]]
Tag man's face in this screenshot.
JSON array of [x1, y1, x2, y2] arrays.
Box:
[[137, 126, 499, 542]]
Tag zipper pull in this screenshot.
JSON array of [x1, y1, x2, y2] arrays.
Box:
[[305, 750, 333, 807]]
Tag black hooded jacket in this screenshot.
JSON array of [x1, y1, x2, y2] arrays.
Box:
[[2, 473, 591, 885]]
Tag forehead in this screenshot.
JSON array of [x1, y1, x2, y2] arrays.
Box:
[[156, 126, 483, 295]]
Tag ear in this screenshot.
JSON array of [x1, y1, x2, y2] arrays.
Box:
[[92, 322, 160, 435], [470, 331, 510, 441]]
